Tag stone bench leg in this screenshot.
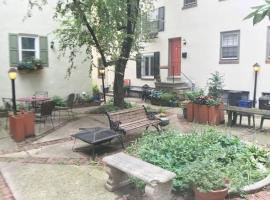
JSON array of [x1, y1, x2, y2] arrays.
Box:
[[145, 180, 174, 200], [105, 166, 130, 192]]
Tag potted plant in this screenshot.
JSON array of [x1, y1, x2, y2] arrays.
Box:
[[195, 96, 209, 124], [186, 159, 229, 200], [92, 85, 101, 101], [208, 71, 225, 124], [17, 59, 44, 71], [184, 90, 204, 122], [207, 98, 221, 125]]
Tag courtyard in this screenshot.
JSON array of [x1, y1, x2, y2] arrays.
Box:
[[1, 98, 270, 200]]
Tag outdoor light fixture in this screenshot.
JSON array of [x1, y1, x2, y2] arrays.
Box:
[[253, 63, 261, 72], [50, 41, 55, 49], [99, 67, 106, 103], [252, 63, 261, 107], [8, 67, 18, 114]]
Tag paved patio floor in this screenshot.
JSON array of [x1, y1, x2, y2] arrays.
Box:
[[1, 98, 270, 200]]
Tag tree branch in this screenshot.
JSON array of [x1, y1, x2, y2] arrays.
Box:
[[73, 0, 108, 67]]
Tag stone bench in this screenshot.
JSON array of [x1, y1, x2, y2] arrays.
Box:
[[102, 152, 176, 200]]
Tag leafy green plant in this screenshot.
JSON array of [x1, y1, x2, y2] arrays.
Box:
[[245, 2, 270, 25], [208, 71, 224, 100], [89, 99, 135, 114], [92, 85, 100, 95], [52, 96, 65, 106], [184, 89, 204, 103], [127, 128, 270, 194], [17, 59, 43, 70]]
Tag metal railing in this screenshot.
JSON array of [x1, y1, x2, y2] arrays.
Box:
[[181, 72, 195, 91]]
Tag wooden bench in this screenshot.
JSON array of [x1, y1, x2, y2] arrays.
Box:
[[106, 106, 161, 134], [103, 152, 176, 200], [225, 106, 270, 130]]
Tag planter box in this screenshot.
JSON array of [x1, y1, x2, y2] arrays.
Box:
[[23, 112, 35, 137], [186, 102, 194, 122], [193, 187, 228, 200], [198, 105, 209, 124], [193, 104, 200, 122], [218, 103, 225, 124], [208, 106, 219, 125], [9, 114, 25, 142], [9, 112, 35, 142]]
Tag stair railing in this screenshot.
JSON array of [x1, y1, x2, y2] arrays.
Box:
[[181, 72, 195, 91]]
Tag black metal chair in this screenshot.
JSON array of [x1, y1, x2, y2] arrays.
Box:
[[35, 101, 55, 130], [1, 98, 13, 129], [54, 93, 75, 121]]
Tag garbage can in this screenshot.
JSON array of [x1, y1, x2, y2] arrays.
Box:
[[259, 95, 270, 110]]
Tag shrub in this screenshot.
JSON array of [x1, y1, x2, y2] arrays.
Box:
[[127, 128, 270, 194], [208, 71, 224, 99], [89, 99, 135, 114], [52, 96, 65, 106]]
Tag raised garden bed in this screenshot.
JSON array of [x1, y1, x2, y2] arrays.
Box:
[[128, 128, 270, 197]]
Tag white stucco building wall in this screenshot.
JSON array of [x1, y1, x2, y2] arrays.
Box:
[[0, 0, 91, 102], [123, 0, 270, 101]]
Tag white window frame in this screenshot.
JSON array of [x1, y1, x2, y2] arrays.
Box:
[[183, 0, 197, 8], [220, 30, 240, 63], [266, 27, 270, 62], [18, 35, 40, 62], [141, 53, 155, 79]]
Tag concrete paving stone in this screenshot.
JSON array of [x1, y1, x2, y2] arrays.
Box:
[[0, 162, 117, 200]]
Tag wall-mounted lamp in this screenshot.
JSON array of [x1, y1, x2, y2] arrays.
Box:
[[50, 41, 55, 49], [182, 39, 187, 46]]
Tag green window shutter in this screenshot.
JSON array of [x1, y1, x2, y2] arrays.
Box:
[[39, 36, 49, 67], [154, 52, 160, 79], [9, 34, 19, 67]]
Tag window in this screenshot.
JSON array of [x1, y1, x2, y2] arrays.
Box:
[[143, 7, 165, 37], [18, 36, 39, 62], [141, 53, 155, 78], [183, 0, 197, 9], [136, 52, 160, 79], [266, 27, 270, 62], [220, 30, 240, 63]]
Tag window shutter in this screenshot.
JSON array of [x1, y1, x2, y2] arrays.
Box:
[[9, 34, 19, 67], [158, 7, 165, 32], [136, 54, 142, 79], [39, 36, 49, 67], [154, 52, 160, 79]]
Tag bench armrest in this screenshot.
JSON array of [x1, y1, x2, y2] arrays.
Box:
[[110, 120, 123, 131], [147, 112, 159, 120]]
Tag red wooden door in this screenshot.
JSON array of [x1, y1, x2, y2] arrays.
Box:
[[169, 38, 181, 76]]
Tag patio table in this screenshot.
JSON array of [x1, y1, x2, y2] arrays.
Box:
[[17, 96, 51, 111]]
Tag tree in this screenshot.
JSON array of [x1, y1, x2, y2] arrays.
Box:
[[28, 0, 153, 108], [245, 1, 270, 25]]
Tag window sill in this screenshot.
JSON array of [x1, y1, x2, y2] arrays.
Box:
[[219, 59, 239, 64], [182, 3, 197, 10], [141, 76, 155, 80]]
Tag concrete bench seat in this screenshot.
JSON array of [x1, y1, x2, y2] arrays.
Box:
[[103, 152, 176, 200]]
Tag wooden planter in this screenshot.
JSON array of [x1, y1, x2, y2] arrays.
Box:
[[208, 106, 219, 125], [198, 105, 209, 124], [218, 103, 225, 124], [23, 112, 35, 138], [9, 114, 25, 142], [193, 103, 200, 122], [193, 187, 228, 200], [186, 102, 194, 122]]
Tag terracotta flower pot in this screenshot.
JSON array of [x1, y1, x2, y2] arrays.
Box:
[[218, 103, 225, 124], [9, 114, 25, 142], [193, 187, 228, 200], [208, 106, 219, 125], [186, 102, 194, 122], [198, 105, 209, 124], [193, 103, 200, 122], [23, 112, 35, 137]]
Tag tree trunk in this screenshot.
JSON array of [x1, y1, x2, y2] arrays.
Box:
[[113, 60, 126, 108]]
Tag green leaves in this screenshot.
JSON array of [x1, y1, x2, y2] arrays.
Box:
[[245, 1, 270, 25], [127, 128, 270, 194]]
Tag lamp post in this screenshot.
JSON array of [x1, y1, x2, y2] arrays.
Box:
[[8, 67, 18, 115], [99, 67, 106, 103], [252, 63, 261, 108]]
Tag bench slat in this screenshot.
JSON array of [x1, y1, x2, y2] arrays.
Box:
[[103, 153, 176, 184]]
